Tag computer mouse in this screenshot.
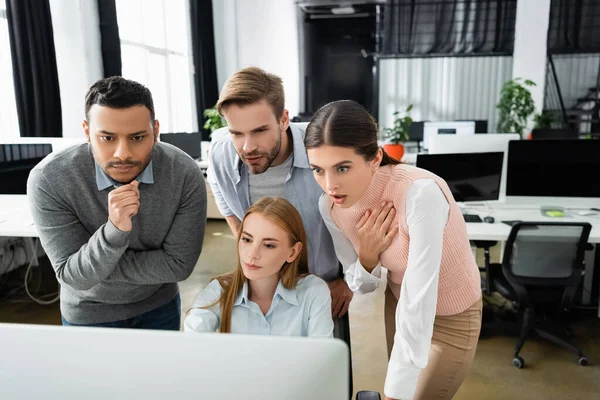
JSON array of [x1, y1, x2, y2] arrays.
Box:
[[483, 216, 495, 224]]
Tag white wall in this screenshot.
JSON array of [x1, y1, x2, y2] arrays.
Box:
[[212, 0, 300, 117], [379, 56, 513, 132], [512, 0, 551, 124], [49, 0, 103, 139]]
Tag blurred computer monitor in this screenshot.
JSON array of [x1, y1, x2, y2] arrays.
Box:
[[531, 128, 579, 140], [159, 132, 202, 159], [0, 144, 53, 194], [428, 133, 520, 155], [423, 121, 475, 150], [0, 323, 349, 400], [416, 152, 504, 202], [428, 134, 520, 200], [506, 139, 600, 206]]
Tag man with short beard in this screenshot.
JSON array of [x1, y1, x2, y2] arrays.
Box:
[[27, 76, 207, 330], [207, 68, 354, 349]]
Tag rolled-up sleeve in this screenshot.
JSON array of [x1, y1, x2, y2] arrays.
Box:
[[183, 279, 223, 333], [384, 179, 448, 400]]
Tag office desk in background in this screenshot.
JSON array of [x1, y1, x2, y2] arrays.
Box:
[[2, 195, 600, 316]]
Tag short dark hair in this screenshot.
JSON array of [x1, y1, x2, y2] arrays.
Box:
[[84, 76, 155, 121]]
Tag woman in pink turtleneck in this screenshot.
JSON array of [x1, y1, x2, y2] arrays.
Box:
[[305, 100, 482, 400]]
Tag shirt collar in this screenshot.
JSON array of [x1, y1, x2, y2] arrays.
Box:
[[289, 124, 310, 169], [231, 124, 311, 176], [234, 279, 299, 307], [95, 161, 154, 191]]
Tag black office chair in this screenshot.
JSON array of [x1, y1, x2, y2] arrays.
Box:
[[472, 240, 498, 294], [356, 391, 380, 400], [489, 222, 592, 368]]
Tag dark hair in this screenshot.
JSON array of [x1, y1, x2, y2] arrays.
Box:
[[304, 100, 401, 166], [84, 76, 155, 122]]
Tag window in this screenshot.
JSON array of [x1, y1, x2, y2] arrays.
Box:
[[115, 0, 196, 133], [381, 0, 517, 56], [0, 0, 20, 141]]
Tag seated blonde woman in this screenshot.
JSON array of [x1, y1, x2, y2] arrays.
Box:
[[184, 197, 333, 337]]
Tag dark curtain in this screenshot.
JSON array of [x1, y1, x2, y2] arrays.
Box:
[[190, 0, 219, 141], [6, 0, 62, 137], [381, 0, 517, 56], [97, 0, 122, 77], [547, 0, 600, 54]]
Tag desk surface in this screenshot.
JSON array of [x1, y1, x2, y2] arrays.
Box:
[[0, 196, 37, 237], [463, 205, 600, 243]]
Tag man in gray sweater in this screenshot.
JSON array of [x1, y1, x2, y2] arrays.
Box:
[[27, 77, 207, 330]]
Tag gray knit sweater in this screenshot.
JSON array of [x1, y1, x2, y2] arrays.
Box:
[[27, 143, 207, 324]]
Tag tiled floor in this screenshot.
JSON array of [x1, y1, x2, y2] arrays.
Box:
[[1, 220, 599, 399]]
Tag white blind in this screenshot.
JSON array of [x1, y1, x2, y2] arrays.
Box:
[[0, 0, 20, 142]]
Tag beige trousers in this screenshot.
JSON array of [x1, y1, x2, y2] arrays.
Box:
[[385, 285, 482, 400]]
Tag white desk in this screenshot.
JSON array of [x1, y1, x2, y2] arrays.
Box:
[[2, 195, 599, 316], [463, 205, 600, 243], [0, 195, 37, 237]]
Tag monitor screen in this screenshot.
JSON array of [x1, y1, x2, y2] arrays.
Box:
[[159, 132, 202, 159], [416, 152, 504, 202], [0, 144, 53, 194], [506, 139, 600, 198]]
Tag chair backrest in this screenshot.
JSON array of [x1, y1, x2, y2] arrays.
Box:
[[502, 222, 591, 286]]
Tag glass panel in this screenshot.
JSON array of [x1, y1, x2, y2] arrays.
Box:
[[148, 53, 169, 131], [168, 55, 194, 132], [115, 0, 143, 43], [165, 0, 187, 54], [120, 44, 148, 85], [142, 0, 165, 49]]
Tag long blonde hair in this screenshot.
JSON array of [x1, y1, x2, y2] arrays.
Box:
[[205, 197, 309, 333]]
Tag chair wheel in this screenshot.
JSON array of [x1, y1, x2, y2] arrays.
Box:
[[512, 356, 525, 368], [578, 356, 588, 366]]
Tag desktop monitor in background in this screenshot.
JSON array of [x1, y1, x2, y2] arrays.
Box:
[[428, 134, 520, 200], [0, 144, 53, 194], [159, 132, 202, 159], [0, 323, 349, 400], [408, 121, 426, 141], [456, 119, 488, 133], [416, 152, 504, 202], [531, 128, 579, 140], [428, 133, 520, 155], [422, 121, 475, 150], [506, 139, 600, 207]]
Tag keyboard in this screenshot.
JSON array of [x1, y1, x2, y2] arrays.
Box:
[[463, 214, 482, 223]]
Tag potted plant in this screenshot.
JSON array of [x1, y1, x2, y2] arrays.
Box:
[[533, 111, 555, 129], [381, 104, 413, 161], [529, 111, 556, 139], [496, 78, 536, 138], [203, 106, 227, 134]]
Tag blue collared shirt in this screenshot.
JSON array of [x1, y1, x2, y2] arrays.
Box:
[[206, 124, 340, 281], [183, 274, 333, 337], [95, 161, 154, 190]]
